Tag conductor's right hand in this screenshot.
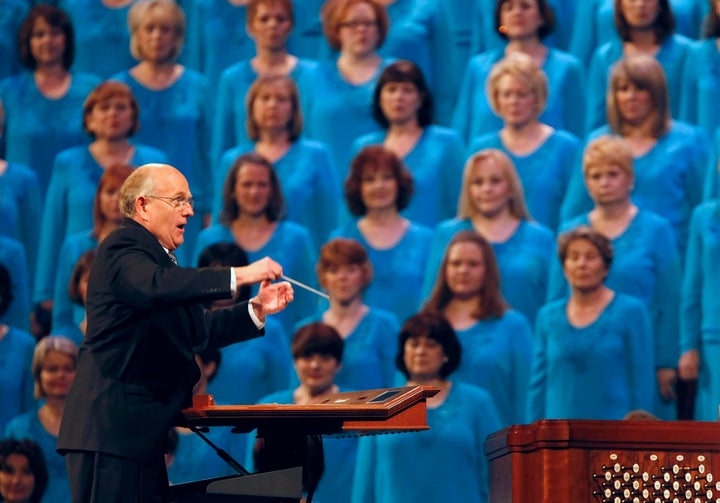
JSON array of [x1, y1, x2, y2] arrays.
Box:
[[234, 257, 283, 285]]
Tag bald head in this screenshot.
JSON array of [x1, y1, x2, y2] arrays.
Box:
[[119, 164, 183, 218]]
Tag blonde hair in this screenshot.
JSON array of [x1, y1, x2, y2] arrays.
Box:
[[457, 149, 531, 220], [128, 0, 186, 62], [582, 135, 634, 178], [245, 75, 303, 141], [487, 52, 548, 118], [32, 336, 78, 399]]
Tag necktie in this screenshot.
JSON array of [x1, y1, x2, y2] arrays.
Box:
[[168, 251, 178, 266]]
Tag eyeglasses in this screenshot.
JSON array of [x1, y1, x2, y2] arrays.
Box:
[[339, 19, 377, 30], [147, 195, 195, 210]]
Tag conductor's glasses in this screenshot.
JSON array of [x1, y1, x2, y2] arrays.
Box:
[[147, 195, 195, 210]]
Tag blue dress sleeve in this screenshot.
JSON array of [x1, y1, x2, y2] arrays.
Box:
[[623, 297, 656, 412], [680, 204, 706, 353], [527, 304, 552, 421]]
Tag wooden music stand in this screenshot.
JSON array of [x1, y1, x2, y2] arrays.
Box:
[[168, 386, 438, 502]]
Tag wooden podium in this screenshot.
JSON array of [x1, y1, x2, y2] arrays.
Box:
[[168, 386, 437, 502], [485, 419, 720, 503]]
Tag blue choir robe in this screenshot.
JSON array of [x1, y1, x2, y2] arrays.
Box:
[[0, 0, 28, 80], [681, 38, 720, 138], [287, 0, 326, 59], [0, 236, 30, 331], [0, 327, 35, 434]]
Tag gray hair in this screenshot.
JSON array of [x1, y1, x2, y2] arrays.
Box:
[[119, 164, 160, 217]]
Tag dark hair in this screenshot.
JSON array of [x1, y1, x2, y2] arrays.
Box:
[[197, 242, 251, 303], [0, 438, 49, 503], [557, 226, 614, 270], [68, 249, 96, 306], [614, 0, 674, 43], [18, 4, 75, 70], [247, 0, 294, 27], [291, 322, 344, 362], [93, 164, 135, 238], [344, 145, 414, 216], [395, 311, 462, 379], [704, 3, 720, 38], [494, 0, 556, 40], [424, 230, 508, 319], [220, 152, 286, 225], [0, 262, 14, 318], [83, 81, 140, 138], [372, 60, 433, 128]]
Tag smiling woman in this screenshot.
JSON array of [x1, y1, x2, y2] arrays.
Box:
[[0, 438, 48, 503]]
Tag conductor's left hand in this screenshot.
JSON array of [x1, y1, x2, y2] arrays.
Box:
[[250, 280, 294, 322]]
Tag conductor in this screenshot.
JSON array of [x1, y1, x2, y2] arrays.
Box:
[[56, 164, 294, 502]]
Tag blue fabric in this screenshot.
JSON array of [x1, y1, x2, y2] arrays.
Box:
[[423, 219, 555, 326], [51, 231, 97, 344], [452, 47, 586, 142], [35, 145, 168, 304], [468, 129, 579, 232], [453, 310, 533, 428], [0, 236, 30, 331], [0, 162, 42, 288], [329, 222, 433, 324], [679, 39, 720, 138], [0, 327, 35, 434], [351, 381, 501, 503], [6, 410, 71, 503], [528, 293, 655, 421], [57, 0, 135, 78], [213, 139, 340, 249], [703, 127, 720, 201], [561, 123, 707, 257], [0, 0, 28, 80], [193, 222, 318, 338], [0, 71, 101, 196], [295, 309, 400, 391], [210, 58, 317, 164], [298, 57, 395, 183], [548, 210, 682, 419], [680, 202, 720, 419], [442, 0, 481, 121], [169, 426, 249, 485], [250, 388, 358, 503], [352, 125, 465, 228], [585, 35, 693, 132], [287, 0, 326, 59]]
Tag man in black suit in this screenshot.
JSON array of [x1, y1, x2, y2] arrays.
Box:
[[57, 164, 294, 502]]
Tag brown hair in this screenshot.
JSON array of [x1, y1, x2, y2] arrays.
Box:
[[247, 0, 294, 28], [321, 0, 389, 51], [494, 0, 556, 40], [93, 164, 135, 238], [557, 226, 614, 270], [316, 238, 373, 291], [18, 4, 75, 70], [614, 0, 674, 43], [291, 322, 344, 362], [82, 81, 140, 138], [68, 249, 96, 305], [245, 75, 303, 142]]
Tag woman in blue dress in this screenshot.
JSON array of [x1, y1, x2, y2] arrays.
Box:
[[584, 0, 693, 131], [211, 0, 317, 163], [298, 0, 394, 180], [453, 0, 586, 142], [331, 145, 432, 324], [352, 60, 465, 228], [423, 149, 555, 326], [0, 4, 101, 196], [423, 231, 533, 427], [562, 55, 706, 257], [351, 311, 501, 503], [111, 0, 212, 264], [468, 52, 579, 232], [35, 81, 166, 317], [549, 135, 681, 419], [678, 200, 720, 421], [0, 0, 29, 80], [50, 165, 134, 342], [0, 237, 30, 333], [528, 227, 655, 421], [296, 238, 399, 391], [5, 336, 79, 503], [0, 438, 48, 503], [195, 153, 317, 339], [213, 75, 340, 248]]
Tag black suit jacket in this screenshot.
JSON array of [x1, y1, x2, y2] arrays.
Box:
[[58, 219, 262, 462]]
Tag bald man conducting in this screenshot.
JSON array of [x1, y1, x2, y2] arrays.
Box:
[[57, 164, 294, 503]]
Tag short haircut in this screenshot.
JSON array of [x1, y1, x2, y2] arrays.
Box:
[[18, 4, 75, 70], [606, 55, 670, 138], [321, 0, 390, 51], [582, 134, 634, 179], [119, 164, 158, 217], [316, 238, 373, 290], [247, 0, 295, 27], [82, 81, 140, 138], [614, 0, 674, 43], [31, 335, 78, 399], [68, 249, 96, 306], [0, 262, 13, 317], [128, 0, 185, 62], [197, 242, 252, 303], [245, 75, 303, 142], [395, 311, 461, 379], [557, 226, 614, 270], [344, 145, 414, 216], [219, 152, 286, 225], [372, 60, 433, 128], [0, 438, 49, 503], [291, 322, 344, 362], [423, 230, 508, 320], [494, 0, 556, 40], [457, 148, 531, 220], [486, 51, 549, 118], [93, 164, 135, 238]]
